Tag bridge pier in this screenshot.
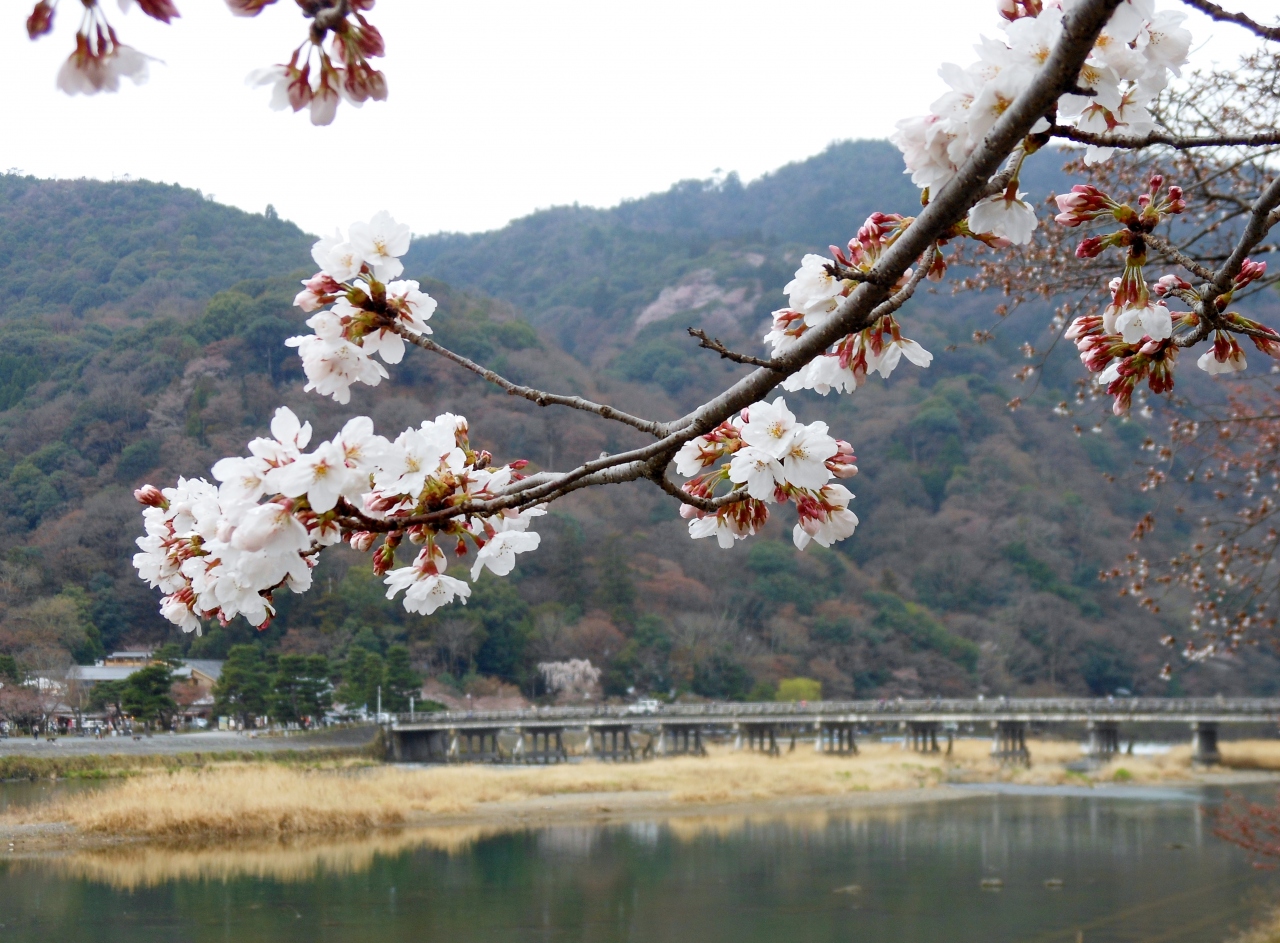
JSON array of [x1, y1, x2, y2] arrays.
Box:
[[741, 722, 781, 757], [592, 724, 638, 762], [1087, 720, 1121, 759], [518, 728, 568, 764], [817, 722, 858, 755], [454, 727, 504, 763], [991, 720, 1030, 765], [907, 721, 941, 753], [658, 723, 706, 757], [1191, 721, 1221, 765]]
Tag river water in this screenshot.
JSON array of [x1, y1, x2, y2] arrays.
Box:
[[0, 783, 1276, 942]]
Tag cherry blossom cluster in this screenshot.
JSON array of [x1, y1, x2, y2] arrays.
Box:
[[29, 0, 158, 95], [892, 0, 1191, 245], [249, 1, 387, 126], [27, 0, 384, 123], [1058, 176, 1280, 413], [765, 215, 936, 395], [287, 212, 436, 404], [674, 397, 859, 552], [133, 406, 542, 633]]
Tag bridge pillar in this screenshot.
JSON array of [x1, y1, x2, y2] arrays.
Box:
[[592, 724, 638, 762], [659, 724, 706, 757], [991, 720, 1030, 766], [1191, 721, 1221, 765], [742, 723, 780, 757], [818, 722, 858, 755], [907, 721, 941, 753], [1087, 721, 1121, 759]]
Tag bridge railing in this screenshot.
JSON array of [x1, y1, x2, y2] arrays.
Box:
[[392, 697, 1280, 726]]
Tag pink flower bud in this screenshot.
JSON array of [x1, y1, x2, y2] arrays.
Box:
[[349, 531, 376, 552], [1235, 258, 1267, 289], [133, 485, 167, 509], [1075, 236, 1104, 259], [1153, 274, 1191, 296]]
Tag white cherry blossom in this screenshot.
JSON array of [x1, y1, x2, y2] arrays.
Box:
[[729, 447, 784, 501], [349, 211, 411, 281], [1115, 302, 1172, 344], [968, 191, 1038, 244], [740, 397, 798, 458]]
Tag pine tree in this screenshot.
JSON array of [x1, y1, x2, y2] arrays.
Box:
[[213, 645, 271, 726], [383, 645, 420, 713], [121, 663, 176, 730]]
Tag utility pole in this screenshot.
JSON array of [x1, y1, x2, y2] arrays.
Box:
[[377, 685, 382, 719]]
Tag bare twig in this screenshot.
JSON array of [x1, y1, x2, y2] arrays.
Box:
[[392, 326, 670, 438], [1146, 233, 1219, 281], [1178, 0, 1280, 42], [1049, 124, 1280, 150], [687, 328, 777, 368]]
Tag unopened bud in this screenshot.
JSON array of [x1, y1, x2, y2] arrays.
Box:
[[26, 0, 54, 38], [1075, 236, 1104, 259], [348, 530, 376, 552], [134, 485, 167, 509]]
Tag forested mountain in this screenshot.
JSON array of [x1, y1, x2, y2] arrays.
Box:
[[1, 143, 1275, 702]]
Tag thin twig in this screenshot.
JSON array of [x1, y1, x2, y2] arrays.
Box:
[[1146, 233, 1219, 281], [649, 472, 750, 512], [392, 326, 669, 438], [1050, 124, 1280, 149], [687, 328, 777, 368], [1177, 0, 1280, 41]]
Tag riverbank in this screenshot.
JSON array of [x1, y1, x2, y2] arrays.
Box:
[[0, 726, 382, 781], [5, 738, 1280, 852]]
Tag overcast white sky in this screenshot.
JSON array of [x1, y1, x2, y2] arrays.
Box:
[[0, 1, 1271, 237]]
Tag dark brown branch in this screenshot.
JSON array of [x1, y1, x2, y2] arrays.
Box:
[[687, 328, 777, 368], [392, 326, 669, 438], [649, 472, 749, 512], [1178, 0, 1280, 41], [1049, 123, 1280, 149]]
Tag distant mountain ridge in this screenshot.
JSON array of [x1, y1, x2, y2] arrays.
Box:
[[0, 147, 1273, 702]]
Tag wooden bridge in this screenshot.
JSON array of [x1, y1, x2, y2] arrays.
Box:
[[386, 697, 1280, 766]]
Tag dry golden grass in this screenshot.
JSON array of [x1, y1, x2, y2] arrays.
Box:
[[7, 737, 1271, 844], [26, 825, 505, 890]]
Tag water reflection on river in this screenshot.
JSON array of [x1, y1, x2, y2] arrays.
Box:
[[1, 786, 1276, 942]]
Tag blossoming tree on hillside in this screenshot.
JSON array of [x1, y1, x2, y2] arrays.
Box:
[[122, 1, 1280, 670]]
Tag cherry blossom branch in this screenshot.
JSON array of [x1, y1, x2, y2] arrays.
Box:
[[391, 325, 670, 438], [1177, 0, 1280, 41], [1049, 124, 1280, 149]]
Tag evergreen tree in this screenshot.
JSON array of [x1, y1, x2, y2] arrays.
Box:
[[121, 663, 176, 730], [382, 645, 420, 713], [0, 655, 18, 683], [89, 679, 127, 724], [271, 653, 332, 725], [300, 654, 333, 721], [213, 644, 271, 726], [336, 648, 384, 713]]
